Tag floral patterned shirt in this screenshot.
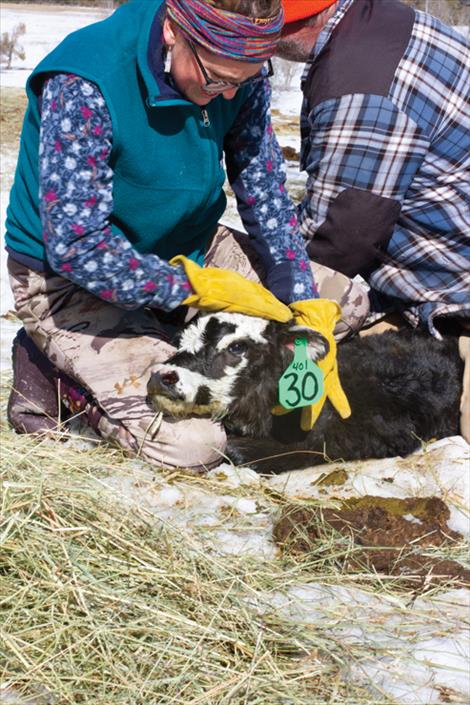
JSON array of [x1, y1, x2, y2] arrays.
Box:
[[39, 73, 317, 311]]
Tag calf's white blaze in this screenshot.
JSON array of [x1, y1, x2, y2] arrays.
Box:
[[214, 314, 270, 352], [211, 357, 249, 410], [178, 319, 207, 355], [178, 313, 270, 355]]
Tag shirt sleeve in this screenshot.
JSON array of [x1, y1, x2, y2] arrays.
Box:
[[224, 80, 318, 303], [298, 93, 429, 277], [39, 73, 192, 311]]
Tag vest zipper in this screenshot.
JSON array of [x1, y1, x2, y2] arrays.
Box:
[[201, 108, 210, 128]]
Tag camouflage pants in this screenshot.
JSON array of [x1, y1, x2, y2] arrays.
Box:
[[8, 225, 369, 471]]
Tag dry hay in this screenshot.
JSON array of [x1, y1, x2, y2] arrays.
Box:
[[0, 88, 28, 148], [1, 372, 469, 704], [0, 374, 371, 705]]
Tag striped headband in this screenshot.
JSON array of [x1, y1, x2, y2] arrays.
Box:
[[166, 0, 284, 62]]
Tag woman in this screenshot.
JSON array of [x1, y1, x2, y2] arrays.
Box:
[[6, 0, 368, 470]]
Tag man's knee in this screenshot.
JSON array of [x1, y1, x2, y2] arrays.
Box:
[[458, 333, 470, 444], [313, 263, 370, 340], [140, 417, 227, 471]]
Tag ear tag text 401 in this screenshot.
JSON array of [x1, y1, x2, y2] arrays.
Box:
[[278, 338, 324, 410]]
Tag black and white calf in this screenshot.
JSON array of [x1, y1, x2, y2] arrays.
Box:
[[147, 313, 463, 473]]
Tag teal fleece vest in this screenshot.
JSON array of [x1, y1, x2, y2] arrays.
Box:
[[5, 0, 249, 265]]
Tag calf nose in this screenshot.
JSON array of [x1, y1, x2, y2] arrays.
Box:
[[147, 369, 180, 399]]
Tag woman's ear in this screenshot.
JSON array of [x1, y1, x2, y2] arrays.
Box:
[[162, 17, 178, 48]]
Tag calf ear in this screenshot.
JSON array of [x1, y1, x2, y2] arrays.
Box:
[[280, 324, 330, 361]]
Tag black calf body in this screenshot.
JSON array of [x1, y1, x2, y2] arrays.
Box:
[[147, 314, 462, 473]]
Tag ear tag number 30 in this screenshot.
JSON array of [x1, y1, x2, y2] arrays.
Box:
[[278, 338, 324, 410]]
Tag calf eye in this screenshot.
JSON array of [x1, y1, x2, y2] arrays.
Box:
[[227, 341, 247, 356]]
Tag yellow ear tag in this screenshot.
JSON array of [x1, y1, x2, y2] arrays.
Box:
[[278, 338, 324, 410]]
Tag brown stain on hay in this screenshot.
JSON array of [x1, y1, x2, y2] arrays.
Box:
[[315, 469, 348, 486], [273, 496, 470, 588]]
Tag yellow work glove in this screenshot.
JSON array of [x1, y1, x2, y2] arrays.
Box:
[[171, 255, 292, 322], [272, 299, 351, 431]]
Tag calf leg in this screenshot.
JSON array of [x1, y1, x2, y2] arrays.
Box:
[[226, 436, 327, 474]]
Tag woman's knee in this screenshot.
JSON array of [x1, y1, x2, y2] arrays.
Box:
[[100, 412, 227, 472], [139, 417, 227, 471]]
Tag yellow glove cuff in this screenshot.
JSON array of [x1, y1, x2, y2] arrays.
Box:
[[289, 298, 342, 331]]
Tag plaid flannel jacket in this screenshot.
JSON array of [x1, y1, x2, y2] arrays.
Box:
[[298, 0, 470, 336]]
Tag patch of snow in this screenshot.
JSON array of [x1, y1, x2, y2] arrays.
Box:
[[0, 4, 109, 81], [206, 462, 261, 488], [251, 584, 470, 704], [403, 514, 423, 524], [101, 470, 276, 559]]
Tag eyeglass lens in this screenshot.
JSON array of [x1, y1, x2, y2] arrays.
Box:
[[189, 41, 273, 94]]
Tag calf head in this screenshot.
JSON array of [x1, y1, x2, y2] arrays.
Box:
[[147, 312, 329, 437]]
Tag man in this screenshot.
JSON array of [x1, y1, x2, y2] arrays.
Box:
[[278, 0, 470, 439]]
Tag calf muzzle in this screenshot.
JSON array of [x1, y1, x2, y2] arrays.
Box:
[[147, 369, 180, 402]]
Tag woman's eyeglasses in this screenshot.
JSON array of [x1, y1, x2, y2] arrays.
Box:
[[188, 40, 274, 95]]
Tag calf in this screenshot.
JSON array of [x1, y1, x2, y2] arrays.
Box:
[[147, 313, 463, 473]]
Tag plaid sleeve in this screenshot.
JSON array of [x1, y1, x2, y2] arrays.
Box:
[[39, 74, 192, 311], [224, 81, 317, 303], [298, 93, 430, 237], [299, 90, 470, 335]]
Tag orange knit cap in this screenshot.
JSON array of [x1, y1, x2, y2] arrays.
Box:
[[282, 0, 337, 23]]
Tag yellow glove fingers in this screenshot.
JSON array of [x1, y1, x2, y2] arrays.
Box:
[[289, 299, 342, 331], [299, 373, 350, 431], [325, 365, 351, 419], [271, 404, 291, 416], [287, 298, 351, 430], [171, 255, 292, 322], [300, 399, 325, 432]]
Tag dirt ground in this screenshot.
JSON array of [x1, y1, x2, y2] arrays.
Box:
[[274, 497, 470, 588], [1, 87, 27, 147]]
